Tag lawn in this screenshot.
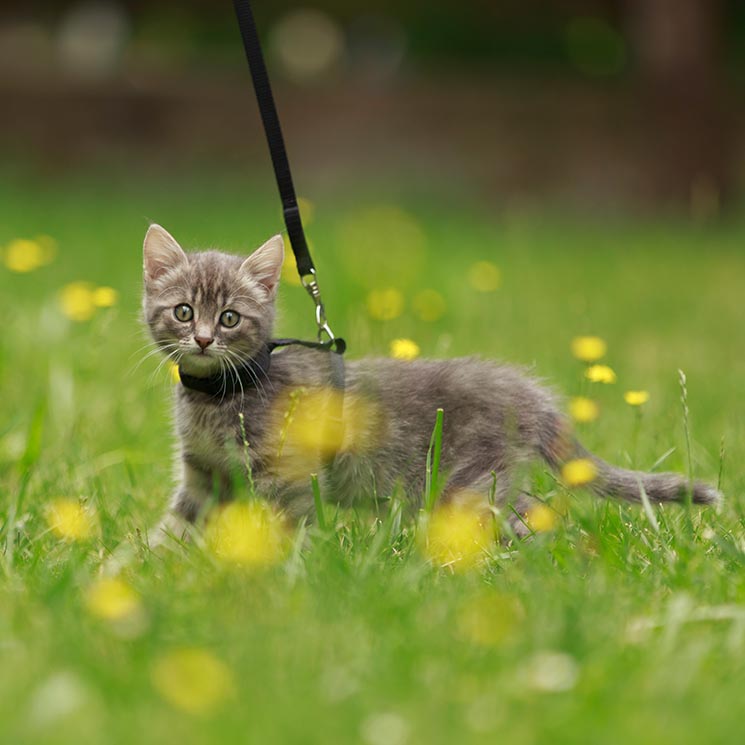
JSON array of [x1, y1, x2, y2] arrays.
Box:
[[1, 169, 745, 745]]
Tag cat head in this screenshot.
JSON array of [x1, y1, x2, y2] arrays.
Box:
[[142, 224, 284, 376]]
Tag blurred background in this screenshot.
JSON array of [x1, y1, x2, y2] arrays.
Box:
[[3, 0, 744, 215]]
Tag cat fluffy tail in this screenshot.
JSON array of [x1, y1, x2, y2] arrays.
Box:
[[539, 424, 721, 505], [571, 441, 721, 505]]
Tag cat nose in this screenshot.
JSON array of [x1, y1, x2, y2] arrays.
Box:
[[194, 335, 214, 350]]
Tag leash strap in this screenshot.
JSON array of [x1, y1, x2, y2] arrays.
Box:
[[232, 0, 343, 350], [231, 0, 312, 276]]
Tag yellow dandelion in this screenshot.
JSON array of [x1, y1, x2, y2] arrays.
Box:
[[366, 288, 404, 321], [205, 501, 287, 568], [168, 360, 181, 384], [151, 648, 234, 716], [422, 504, 493, 571], [467, 261, 501, 293], [560, 458, 598, 487], [585, 364, 617, 384], [412, 289, 446, 322], [571, 336, 607, 362], [3, 239, 46, 273], [45, 498, 96, 541], [624, 390, 650, 406], [85, 577, 142, 623], [92, 286, 118, 308], [569, 396, 599, 423], [280, 250, 302, 286], [59, 282, 97, 322], [390, 338, 420, 360], [525, 503, 558, 533]]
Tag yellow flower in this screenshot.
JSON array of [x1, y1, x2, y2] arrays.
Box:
[[3, 239, 46, 273], [571, 336, 607, 362], [45, 498, 96, 541], [366, 288, 404, 321], [585, 364, 617, 384], [390, 338, 420, 360], [280, 249, 302, 286], [92, 286, 118, 307], [422, 504, 493, 571], [205, 501, 287, 568], [467, 261, 501, 292], [569, 396, 599, 423], [624, 390, 650, 406], [560, 458, 598, 487], [168, 360, 181, 384], [412, 289, 446, 322], [151, 648, 234, 716], [59, 282, 96, 322], [85, 577, 142, 622], [525, 504, 558, 533]]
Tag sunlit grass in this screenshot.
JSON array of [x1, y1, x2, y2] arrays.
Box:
[[0, 172, 744, 744]]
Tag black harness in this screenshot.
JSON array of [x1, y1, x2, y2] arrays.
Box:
[[178, 338, 346, 399]]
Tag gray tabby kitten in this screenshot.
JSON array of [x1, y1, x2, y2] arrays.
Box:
[[142, 224, 719, 542]]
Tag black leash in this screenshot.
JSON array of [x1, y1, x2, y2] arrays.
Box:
[[231, 0, 344, 353]]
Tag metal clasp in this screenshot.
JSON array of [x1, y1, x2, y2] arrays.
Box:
[[301, 268, 336, 344]]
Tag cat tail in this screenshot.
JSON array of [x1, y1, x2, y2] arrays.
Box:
[[540, 426, 721, 505]]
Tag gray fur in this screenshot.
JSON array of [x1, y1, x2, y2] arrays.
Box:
[[142, 226, 720, 542]]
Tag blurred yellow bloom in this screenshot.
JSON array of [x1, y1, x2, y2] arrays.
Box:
[[569, 396, 599, 423], [168, 360, 181, 384], [366, 288, 404, 321], [45, 498, 96, 541], [422, 504, 493, 571], [624, 390, 650, 406], [412, 289, 446, 322], [92, 286, 118, 307], [270, 388, 382, 482], [205, 501, 287, 568], [457, 593, 524, 647], [561, 458, 598, 487], [467, 261, 501, 292], [280, 249, 302, 286], [570, 336, 607, 362], [585, 364, 617, 384], [390, 338, 420, 360], [151, 648, 234, 716], [85, 577, 142, 622], [3, 239, 46, 273], [525, 504, 558, 533], [59, 282, 97, 322]]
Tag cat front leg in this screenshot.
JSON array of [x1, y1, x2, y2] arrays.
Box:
[[150, 458, 225, 549]]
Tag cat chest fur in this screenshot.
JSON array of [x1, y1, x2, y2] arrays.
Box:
[[174, 394, 245, 473]]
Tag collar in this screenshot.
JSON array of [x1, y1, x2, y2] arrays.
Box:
[[178, 338, 346, 398], [178, 343, 272, 398]]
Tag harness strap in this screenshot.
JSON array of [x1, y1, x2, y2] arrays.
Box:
[[179, 339, 345, 399]]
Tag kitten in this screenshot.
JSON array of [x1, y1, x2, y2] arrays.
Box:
[[142, 224, 720, 542]]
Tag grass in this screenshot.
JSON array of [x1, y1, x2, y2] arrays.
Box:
[[1, 169, 745, 744]]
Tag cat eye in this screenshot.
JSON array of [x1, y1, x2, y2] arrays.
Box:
[[174, 304, 193, 322], [219, 310, 240, 328]]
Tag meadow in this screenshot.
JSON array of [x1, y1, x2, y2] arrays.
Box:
[[1, 168, 745, 744]]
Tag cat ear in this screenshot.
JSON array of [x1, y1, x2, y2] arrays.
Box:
[[143, 224, 188, 282], [240, 234, 284, 296]]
